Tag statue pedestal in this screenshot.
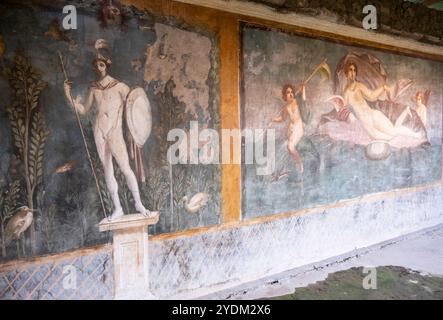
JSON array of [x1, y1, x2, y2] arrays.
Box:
[[99, 213, 159, 300]]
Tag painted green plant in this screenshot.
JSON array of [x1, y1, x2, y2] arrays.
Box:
[[4, 53, 49, 254], [153, 79, 193, 167], [0, 180, 21, 258], [140, 166, 169, 213]]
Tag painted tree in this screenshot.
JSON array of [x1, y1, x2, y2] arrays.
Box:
[[4, 53, 49, 254], [0, 180, 20, 258]]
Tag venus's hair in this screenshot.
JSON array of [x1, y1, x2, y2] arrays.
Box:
[[345, 62, 358, 74]]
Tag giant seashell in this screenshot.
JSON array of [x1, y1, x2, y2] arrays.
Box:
[[365, 140, 391, 160]]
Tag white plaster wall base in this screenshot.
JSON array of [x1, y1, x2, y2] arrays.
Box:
[[3, 185, 441, 300], [147, 184, 443, 299], [99, 213, 159, 300]]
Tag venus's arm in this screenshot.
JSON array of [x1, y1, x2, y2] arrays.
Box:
[[359, 83, 386, 102]]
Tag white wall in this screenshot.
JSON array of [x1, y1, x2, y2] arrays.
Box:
[[148, 183, 443, 298]]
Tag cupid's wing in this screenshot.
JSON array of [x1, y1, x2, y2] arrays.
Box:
[[126, 87, 152, 147], [326, 95, 346, 111]]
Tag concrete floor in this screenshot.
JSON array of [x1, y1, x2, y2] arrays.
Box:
[[201, 223, 443, 300]]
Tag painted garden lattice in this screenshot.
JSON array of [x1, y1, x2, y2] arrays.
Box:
[[0, 249, 113, 300]]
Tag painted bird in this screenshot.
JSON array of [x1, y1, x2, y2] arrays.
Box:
[[4, 206, 34, 246], [55, 160, 77, 173], [270, 170, 291, 183], [182, 192, 210, 214], [44, 19, 70, 42]]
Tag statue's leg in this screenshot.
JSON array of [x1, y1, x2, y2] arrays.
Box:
[[96, 133, 123, 220], [110, 131, 153, 217]]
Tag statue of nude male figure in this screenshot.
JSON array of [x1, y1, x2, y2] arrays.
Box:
[[64, 57, 154, 220]]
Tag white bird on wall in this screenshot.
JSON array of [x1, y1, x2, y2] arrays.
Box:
[[4, 206, 34, 246], [182, 192, 210, 214]]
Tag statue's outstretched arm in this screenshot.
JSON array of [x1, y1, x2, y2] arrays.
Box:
[[65, 85, 94, 115]]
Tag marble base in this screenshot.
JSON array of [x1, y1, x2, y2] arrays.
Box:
[[99, 213, 159, 300]]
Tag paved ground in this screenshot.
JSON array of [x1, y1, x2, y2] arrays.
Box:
[[201, 224, 443, 300]]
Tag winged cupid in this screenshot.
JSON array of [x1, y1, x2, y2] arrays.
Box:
[[63, 39, 154, 220]]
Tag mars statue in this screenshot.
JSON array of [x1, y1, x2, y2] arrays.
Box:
[[63, 39, 155, 220]]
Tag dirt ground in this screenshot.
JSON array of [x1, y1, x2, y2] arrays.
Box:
[[265, 266, 443, 300]]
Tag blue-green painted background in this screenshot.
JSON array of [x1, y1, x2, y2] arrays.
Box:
[[0, 1, 221, 262], [241, 25, 443, 218]]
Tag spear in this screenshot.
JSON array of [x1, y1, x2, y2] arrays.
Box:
[[57, 51, 108, 220]]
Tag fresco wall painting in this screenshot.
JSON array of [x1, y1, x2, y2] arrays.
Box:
[[0, 1, 221, 262], [241, 24, 443, 218], [0, 0, 442, 269]]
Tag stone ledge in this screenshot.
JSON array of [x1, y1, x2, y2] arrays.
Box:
[[98, 212, 159, 232]]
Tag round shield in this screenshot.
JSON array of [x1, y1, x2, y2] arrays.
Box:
[[126, 87, 152, 147]]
